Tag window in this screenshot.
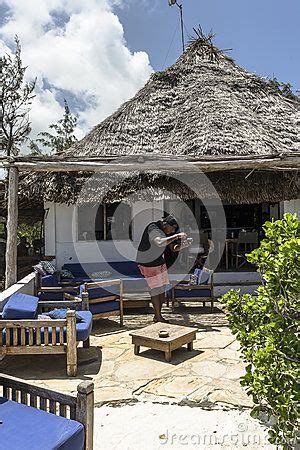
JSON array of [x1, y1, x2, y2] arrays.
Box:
[[77, 203, 132, 241]]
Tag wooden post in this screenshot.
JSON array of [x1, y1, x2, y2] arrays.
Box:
[[34, 271, 40, 295], [81, 292, 89, 311], [119, 280, 124, 327], [76, 381, 94, 450], [5, 166, 19, 289], [171, 287, 175, 312], [66, 310, 77, 376], [82, 292, 90, 349]]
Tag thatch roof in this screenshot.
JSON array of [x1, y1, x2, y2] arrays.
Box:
[[15, 170, 298, 206], [5, 33, 300, 207], [64, 33, 300, 158]]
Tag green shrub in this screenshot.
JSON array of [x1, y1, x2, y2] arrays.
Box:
[[221, 213, 300, 449]]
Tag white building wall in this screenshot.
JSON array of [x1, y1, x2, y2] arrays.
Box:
[[45, 200, 165, 269], [281, 199, 300, 216]]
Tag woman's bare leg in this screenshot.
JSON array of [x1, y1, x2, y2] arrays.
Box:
[[150, 292, 162, 321]]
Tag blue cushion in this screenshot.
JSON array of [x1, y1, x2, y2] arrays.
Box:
[[73, 311, 93, 341], [194, 268, 210, 285], [62, 277, 91, 284], [2, 293, 39, 320], [89, 301, 120, 315], [174, 287, 212, 298], [39, 291, 64, 301], [41, 273, 59, 287], [45, 309, 83, 323], [0, 397, 84, 450], [80, 284, 120, 299], [1, 311, 92, 344], [63, 261, 143, 279]]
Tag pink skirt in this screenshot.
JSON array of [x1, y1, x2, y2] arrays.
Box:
[[138, 263, 170, 289]]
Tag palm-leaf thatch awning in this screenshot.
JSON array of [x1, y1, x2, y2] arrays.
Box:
[[3, 32, 300, 207]]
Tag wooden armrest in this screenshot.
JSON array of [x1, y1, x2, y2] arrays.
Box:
[[64, 292, 81, 300], [39, 286, 80, 293], [0, 318, 66, 327], [174, 284, 211, 290], [174, 280, 189, 285], [84, 279, 122, 289]]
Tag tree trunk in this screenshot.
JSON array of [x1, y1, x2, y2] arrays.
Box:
[[5, 166, 19, 288]]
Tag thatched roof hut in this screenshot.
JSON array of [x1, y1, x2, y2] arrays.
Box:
[[6, 33, 300, 208]]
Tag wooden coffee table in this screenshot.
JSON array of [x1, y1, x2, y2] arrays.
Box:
[[129, 323, 196, 362]]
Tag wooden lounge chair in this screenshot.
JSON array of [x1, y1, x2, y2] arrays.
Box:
[[172, 269, 214, 311], [0, 373, 94, 449], [80, 279, 124, 326], [0, 292, 92, 376]]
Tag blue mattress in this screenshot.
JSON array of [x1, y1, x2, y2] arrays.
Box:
[[0, 397, 84, 450], [174, 288, 211, 298], [89, 300, 120, 315], [2, 293, 38, 320]]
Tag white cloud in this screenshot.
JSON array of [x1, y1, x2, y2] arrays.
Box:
[[0, 0, 153, 149]]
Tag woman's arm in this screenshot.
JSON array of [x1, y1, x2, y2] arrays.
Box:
[[153, 232, 187, 248]]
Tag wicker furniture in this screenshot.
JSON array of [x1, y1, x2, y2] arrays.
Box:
[[0, 373, 94, 449]]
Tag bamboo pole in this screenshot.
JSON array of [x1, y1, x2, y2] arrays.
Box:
[[5, 166, 19, 288]]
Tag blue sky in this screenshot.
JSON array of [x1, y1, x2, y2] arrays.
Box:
[[116, 0, 300, 89], [0, 0, 299, 145]]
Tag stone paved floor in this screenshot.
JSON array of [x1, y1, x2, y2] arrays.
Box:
[[0, 303, 253, 410]]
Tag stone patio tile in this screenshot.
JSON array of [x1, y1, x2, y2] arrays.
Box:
[[213, 327, 235, 335], [95, 360, 116, 378], [101, 346, 127, 360], [135, 376, 209, 400], [91, 331, 130, 347], [227, 340, 241, 351], [196, 334, 236, 349], [187, 378, 253, 408], [208, 379, 253, 408], [36, 379, 80, 395], [168, 365, 193, 376], [188, 348, 215, 361], [113, 356, 173, 382], [190, 360, 228, 378], [185, 384, 215, 404], [96, 379, 120, 388], [223, 362, 246, 380], [216, 348, 242, 361], [208, 389, 252, 408], [94, 386, 133, 404]]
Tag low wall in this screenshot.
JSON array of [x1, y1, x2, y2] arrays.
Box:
[[0, 272, 37, 311]]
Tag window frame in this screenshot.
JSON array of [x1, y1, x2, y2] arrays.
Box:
[[77, 202, 132, 242]]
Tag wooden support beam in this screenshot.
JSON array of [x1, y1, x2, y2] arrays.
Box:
[[0, 155, 299, 173], [5, 166, 19, 289]]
